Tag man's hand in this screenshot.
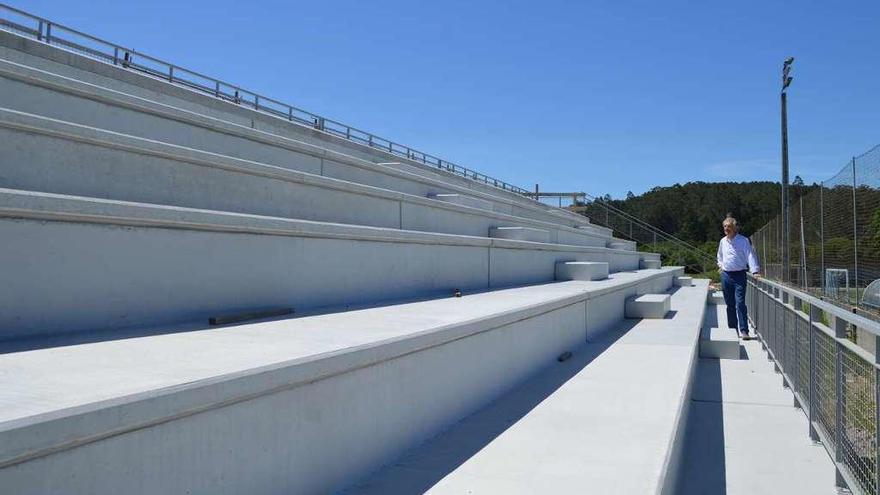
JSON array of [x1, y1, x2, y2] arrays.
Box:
[[753, 272, 762, 278]]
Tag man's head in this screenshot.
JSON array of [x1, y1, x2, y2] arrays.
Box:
[[722, 216, 739, 238]]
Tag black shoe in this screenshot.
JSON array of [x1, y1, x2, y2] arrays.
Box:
[[740, 333, 752, 341]]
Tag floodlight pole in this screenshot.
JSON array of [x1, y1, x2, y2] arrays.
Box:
[[781, 57, 794, 283]]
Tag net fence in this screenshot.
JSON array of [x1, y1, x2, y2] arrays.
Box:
[[752, 144, 880, 320]]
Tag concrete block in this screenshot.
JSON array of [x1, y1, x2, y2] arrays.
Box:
[[488, 226, 550, 243], [625, 294, 671, 319], [674, 276, 694, 287], [427, 193, 493, 211], [700, 327, 740, 359], [708, 291, 726, 305], [640, 259, 662, 269], [554, 261, 609, 281]]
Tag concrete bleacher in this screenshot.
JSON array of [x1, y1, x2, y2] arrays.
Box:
[[0, 269, 683, 494], [348, 279, 710, 494], [0, 20, 689, 494]]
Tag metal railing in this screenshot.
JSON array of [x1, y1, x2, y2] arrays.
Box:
[[578, 194, 717, 273], [750, 276, 880, 494], [752, 144, 880, 320], [0, 3, 530, 195]]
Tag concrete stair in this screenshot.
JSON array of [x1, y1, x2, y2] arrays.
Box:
[[675, 276, 694, 287], [641, 259, 662, 269], [699, 327, 740, 359], [625, 294, 672, 319], [708, 291, 725, 305]]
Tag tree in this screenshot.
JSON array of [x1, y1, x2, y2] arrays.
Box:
[[626, 191, 635, 200], [793, 175, 804, 186]]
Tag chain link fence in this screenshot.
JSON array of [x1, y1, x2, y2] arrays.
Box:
[[752, 144, 880, 321]]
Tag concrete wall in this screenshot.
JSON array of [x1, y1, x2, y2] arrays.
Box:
[[0, 269, 680, 494]]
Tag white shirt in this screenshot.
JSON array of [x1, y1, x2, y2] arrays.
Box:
[[717, 234, 760, 273]]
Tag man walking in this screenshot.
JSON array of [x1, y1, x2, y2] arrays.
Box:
[[717, 216, 761, 339]]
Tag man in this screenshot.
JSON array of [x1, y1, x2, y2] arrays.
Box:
[[716, 216, 761, 339]]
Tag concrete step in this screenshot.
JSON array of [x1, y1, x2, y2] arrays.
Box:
[[607, 240, 635, 251], [641, 259, 662, 269], [708, 291, 725, 305], [0, 188, 651, 342], [576, 224, 614, 237], [625, 294, 672, 319], [554, 261, 609, 281], [427, 193, 493, 211], [699, 326, 740, 359], [0, 107, 614, 248], [489, 226, 550, 243], [674, 276, 694, 287], [0, 269, 683, 494]]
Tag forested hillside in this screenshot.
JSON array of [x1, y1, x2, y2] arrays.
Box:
[[595, 180, 813, 243]]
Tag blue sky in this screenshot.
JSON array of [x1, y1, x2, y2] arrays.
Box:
[[16, 0, 880, 198]]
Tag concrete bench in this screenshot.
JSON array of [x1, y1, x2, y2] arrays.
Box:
[[625, 294, 672, 318], [0, 188, 654, 342], [554, 261, 609, 281], [0, 268, 682, 494], [349, 279, 710, 494]]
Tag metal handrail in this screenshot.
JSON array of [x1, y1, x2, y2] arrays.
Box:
[[0, 3, 531, 195], [749, 276, 880, 494]]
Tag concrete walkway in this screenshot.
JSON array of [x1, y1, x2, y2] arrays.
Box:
[[677, 305, 840, 494]]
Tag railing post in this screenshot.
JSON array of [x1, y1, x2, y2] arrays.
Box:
[[793, 294, 801, 408], [37, 20, 43, 41], [834, 315, 847, 475], [809, 304, 820, 442], [874, 333, 880, 495], [168, 65, 174, 82], [113, 47, 119, 65], [820, 182, 825, 293], [215, 81, 220, 98], [852, 157, 859, 307], [782, 290, 790, 387], [254, 95, 260, 110]]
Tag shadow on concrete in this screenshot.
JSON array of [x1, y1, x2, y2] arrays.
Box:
[[674, 357, 727, 495], [670, 300, 728, 494], [344, 326, 629, 494]]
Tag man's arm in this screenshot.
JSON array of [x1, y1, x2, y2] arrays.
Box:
[[747, 238, 761, 275], [716, 240, 724, 270]]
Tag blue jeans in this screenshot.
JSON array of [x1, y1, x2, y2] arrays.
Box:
[[721, 270, 749, 333]]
